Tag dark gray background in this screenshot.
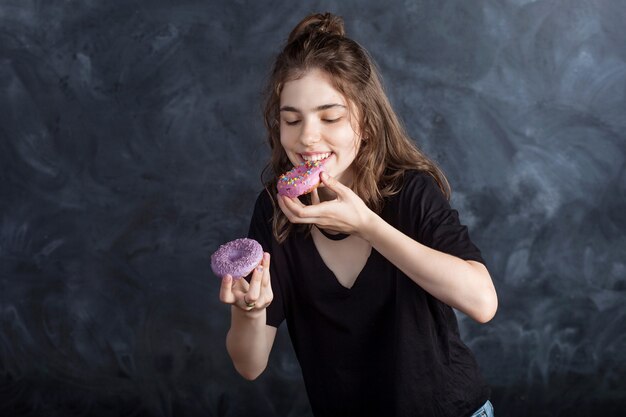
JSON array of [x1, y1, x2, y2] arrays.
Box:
[[1, 0, 625, 416]]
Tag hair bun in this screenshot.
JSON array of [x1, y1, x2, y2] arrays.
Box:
[[287, 12, 345, 43]]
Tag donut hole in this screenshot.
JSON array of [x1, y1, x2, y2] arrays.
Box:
[[228, 249, 246, 263]]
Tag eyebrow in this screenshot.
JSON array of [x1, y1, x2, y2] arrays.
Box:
[[279, 104, 347, 113]]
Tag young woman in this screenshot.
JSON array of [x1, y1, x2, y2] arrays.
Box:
[[219, 12, 498, 417]]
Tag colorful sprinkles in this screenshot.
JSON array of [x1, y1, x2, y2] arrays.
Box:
[[277, 160, 326, 197]]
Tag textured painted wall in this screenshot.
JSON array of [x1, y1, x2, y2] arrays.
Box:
[[1, 0, 624, 416]]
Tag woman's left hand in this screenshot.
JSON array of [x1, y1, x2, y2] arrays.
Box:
[[277, 172, 374, 237]]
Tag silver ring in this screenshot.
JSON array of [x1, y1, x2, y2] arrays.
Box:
[[243, 295, 256, 309]]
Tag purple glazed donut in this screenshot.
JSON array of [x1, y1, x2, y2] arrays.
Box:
[[211, 238, 263, 278]]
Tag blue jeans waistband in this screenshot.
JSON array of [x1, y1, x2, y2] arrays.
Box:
[[470, 400, 494, 417]]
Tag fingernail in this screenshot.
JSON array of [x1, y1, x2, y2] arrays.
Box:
[[256, 265, 263, 272]]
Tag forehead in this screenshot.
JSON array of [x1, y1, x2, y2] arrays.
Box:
[[280, 68, 347, 108]]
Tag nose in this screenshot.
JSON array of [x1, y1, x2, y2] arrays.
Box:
[[298, 119, 321, 146]]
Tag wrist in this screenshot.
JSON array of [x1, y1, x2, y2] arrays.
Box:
[[357, 208, 382, 243]]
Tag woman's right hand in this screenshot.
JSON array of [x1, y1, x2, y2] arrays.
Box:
[[219, 252, 273, 313]]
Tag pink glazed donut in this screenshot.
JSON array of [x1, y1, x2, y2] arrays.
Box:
[[277, 160, 327, 198], [211, 238, 263, 278]]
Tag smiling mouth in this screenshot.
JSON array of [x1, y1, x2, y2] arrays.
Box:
[[299, 152, 332, 163]]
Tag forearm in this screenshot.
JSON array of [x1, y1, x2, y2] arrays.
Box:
[[360, 213, 498, 323], [226, 307, 274, 380]]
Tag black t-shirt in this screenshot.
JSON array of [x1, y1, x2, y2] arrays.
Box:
[[248, 171, 490, 417]]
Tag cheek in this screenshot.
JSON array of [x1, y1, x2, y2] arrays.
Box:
[[279, 128, 292, 148], [278, 133, 299, 164], [337, 128, 361, 155], [353, 139, 361, 158]]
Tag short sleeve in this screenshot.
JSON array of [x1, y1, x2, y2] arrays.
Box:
[[402, 172, 485, 264], [247, 190, 273, 255], [247, 190, 286, 327]]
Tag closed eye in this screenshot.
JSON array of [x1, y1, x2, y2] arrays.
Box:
[[323, 118, 341, 124], [284, 120, 301, 126]]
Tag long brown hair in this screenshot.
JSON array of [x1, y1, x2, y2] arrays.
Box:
[[262, 12, 450, 243]]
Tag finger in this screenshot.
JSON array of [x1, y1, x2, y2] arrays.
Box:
[[278, 195, 318, 224], [261, 252, 271, 289], [281, 196, 305, 216], [219, 275, 236, 304], [264, 284, 274, 307], [320, 172, 345, 196], [257, 253, 273, 307], [311, 188, 321, 205], [245, 260, 265, 303], [242, 294, 256, 310], [282, 195, 334, 223], [238, 252, 273, 310], [233, 287, 256, 311], [276, 194, 291, 217]]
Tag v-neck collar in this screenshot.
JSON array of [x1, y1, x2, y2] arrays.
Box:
[[307, 233, 375, 291]]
